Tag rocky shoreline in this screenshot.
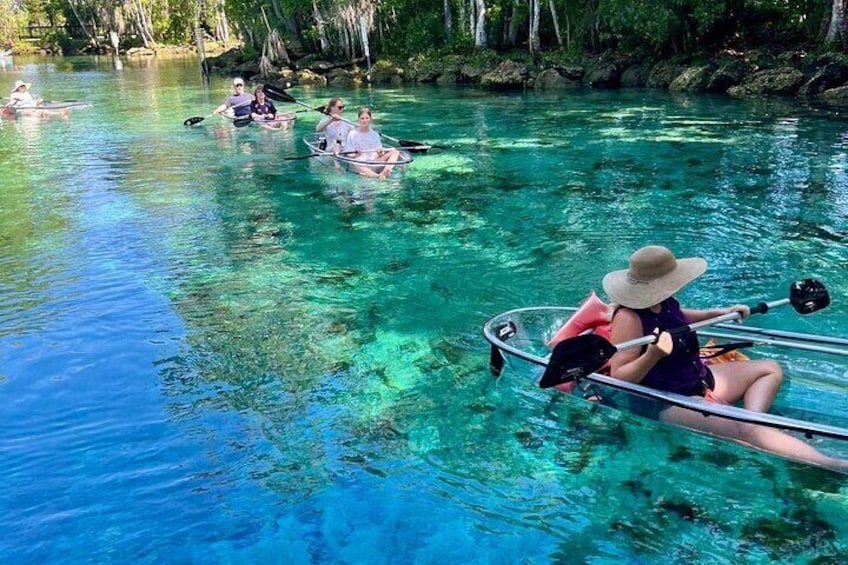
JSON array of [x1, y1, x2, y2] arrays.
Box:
[[207, 47, 848, 104]]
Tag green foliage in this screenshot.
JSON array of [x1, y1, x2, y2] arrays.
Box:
[[0, 0, 29, 43], [596, 0, 729, 54], [153, 0, 198, 44], [7, 0, 840, 60], [39, 29, 83, 54]]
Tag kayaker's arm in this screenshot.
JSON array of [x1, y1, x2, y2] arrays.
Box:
[[608, 308, 671, 384], [682, 304, 750, 324]]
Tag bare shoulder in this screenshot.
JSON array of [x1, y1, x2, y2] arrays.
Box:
[[610, 307, 643, 340]]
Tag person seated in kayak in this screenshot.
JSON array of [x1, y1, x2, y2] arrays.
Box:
[[213, 77, 252, 118], [603, 245, 848, 471], [315, 97, 353, 153], [345, 107, 400, 179], [249, 86, 294, 129], [6, 80, 40, 108]]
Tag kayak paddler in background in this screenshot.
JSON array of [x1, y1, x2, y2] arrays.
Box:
[[212, 77, 253, 119]]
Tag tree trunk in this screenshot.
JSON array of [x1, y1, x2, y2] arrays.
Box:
[[529, 0, 540, 53], [312, 0, 331, 52], [444, 0, 453, 43], [826, 0, 848, 48], [474, 0, 487, 47], [67, 0, 99, 47], [507, 0, 521, 46], [548, 0, 562, 47]]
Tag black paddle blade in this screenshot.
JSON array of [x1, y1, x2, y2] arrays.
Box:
[[184, 116, 204, 126], [790, 278, 829, 314], [488, 322, 517, 377], [397, 140, 432, 153], [233, 117, 252, 128], [490, 346, 505, 377], [539, 334, 617, 389], [263, 84, 296, 104]]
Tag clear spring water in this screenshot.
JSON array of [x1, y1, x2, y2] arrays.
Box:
[[1, 55, 848, 563]]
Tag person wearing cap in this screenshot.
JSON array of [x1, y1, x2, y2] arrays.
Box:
[[6, 80, 40, 108], [603, 245, 848, 470], [212, 78, 253, 118]]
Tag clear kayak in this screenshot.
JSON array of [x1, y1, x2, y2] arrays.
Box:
[[2, 100, 91, 118], [220, 112, 296, 130], [302, 132, 413, 176], [483, 304, 848, 467]]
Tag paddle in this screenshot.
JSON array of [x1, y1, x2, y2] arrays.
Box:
[[263, 84, 442, 153], [183, 99, 253, 127], [538, 278, 830, 389]]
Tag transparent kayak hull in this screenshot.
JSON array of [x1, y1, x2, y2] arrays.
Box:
[[302, 132, 413, 175], [483, 306, 848, 455]]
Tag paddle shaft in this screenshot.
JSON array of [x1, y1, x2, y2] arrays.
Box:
[[185, 98, 253, 126], [612, 298, 787, 354], [711, 322, 848, 347]]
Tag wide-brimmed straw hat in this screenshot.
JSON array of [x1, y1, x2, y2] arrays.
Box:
[[602, 245, 707, 309], [11, 80, 30, 93]]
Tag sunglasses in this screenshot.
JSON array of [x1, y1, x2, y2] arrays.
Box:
[[336, 105, 345, 110]]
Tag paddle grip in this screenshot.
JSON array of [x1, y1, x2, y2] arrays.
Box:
[[750, 301, 769, 315]]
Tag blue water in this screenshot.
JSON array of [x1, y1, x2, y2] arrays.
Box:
[[1, 55, 847, 563]]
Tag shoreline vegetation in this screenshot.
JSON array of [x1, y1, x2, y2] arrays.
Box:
[[4, 1, 848, 103], [203, 44, 848, 104]]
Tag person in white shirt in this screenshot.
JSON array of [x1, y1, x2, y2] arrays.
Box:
[[6, 80, 39, 108], [345, 107, 400, 179], [315, 98, 354, 153]]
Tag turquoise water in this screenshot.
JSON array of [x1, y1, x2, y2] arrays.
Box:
[[1, 55, 848, 563]]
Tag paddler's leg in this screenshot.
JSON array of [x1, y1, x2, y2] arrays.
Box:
[[708, 360, 783, 413], [378, 148, 400, 179], [662, 407, 848, 472]]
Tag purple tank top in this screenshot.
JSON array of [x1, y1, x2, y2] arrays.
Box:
[[621, 297, 710, 396]]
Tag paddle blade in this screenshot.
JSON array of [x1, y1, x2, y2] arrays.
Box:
[[233, 117, 252, 128], [263, 84, 296, 104], [790, 278, 829, 314], [184, 116, 205, 126], [489, 322, 517, 377], [397, 139, 432, 153], [539, 334, 617, 389], [490, 346, 505, 377]]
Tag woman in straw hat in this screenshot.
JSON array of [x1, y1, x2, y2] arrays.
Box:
[[603, 245, 848, 470]]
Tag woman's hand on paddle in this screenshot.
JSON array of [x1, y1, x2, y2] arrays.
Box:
[[723, 304, 751, 321], [648, 329, 673, 358]]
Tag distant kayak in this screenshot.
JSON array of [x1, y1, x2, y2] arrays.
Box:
[[2, 100, 92, 118], [220, 112, 296, 130]]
